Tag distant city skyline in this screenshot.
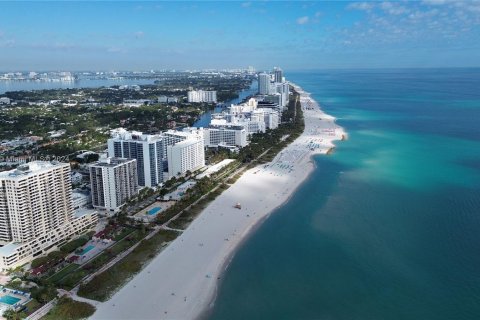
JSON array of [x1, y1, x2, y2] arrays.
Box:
[[1, 1, 479, 71]]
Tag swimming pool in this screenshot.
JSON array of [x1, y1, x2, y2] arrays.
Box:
[[147, 207, 162, 215], [79, 245, 95, 255], [0, 295, 20, 305]]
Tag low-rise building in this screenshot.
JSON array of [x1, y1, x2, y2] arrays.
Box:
[[204, 126, 248, 148], [72, 190, 91, 209], [0, 97, 11, 105]]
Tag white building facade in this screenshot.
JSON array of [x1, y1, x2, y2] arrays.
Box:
[[187, 90, 217, 103], [0, 161, 98, 270], [108, 129, 165, 187], [204, 126, 248, 148], [167, 135, 205, 178], [108, 127, 206, 185]]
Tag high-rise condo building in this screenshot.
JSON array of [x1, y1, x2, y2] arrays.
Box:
[[0, 161, 98, 270], [108, 129, 164, 187], [89, 158, 138, 214], [258, 73, 271, 95], [274, 67, 283, 83], [167, 136, 205, 178], [108, 127, 206, 185]]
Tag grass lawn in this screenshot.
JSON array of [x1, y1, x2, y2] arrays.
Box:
[[24, 299, 42, 316], [57, 230, 146, 290], [77, 229, 178, 301], [112, 227, 135, 241], [48, 263, 79, 284], [42, 297, 95, 320]]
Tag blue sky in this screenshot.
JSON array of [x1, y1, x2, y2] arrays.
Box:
[[0, 1, 479, 71]]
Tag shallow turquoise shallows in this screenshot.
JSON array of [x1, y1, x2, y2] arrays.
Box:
[[0, 295, 21, 305], [208, 69, 480, 320]]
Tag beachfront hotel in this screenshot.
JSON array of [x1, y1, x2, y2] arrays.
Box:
[[258, 69, 290, 109], [89, 157, 138, 214], [167, 132, 205, 178], [108, 129, 165, 188], [201, 68, 289, 150], [0, 161, 98, 270], [108, 127, 207, 187], [203, 125, 248, 148]]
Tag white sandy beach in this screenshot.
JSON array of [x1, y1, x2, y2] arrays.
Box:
[[91, 85, 346, 320]]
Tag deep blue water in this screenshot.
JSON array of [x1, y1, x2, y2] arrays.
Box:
[[208, 69, 480, 320]]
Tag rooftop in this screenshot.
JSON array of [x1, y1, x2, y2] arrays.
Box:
[[89, 157, 136, 168], [0, 161, 68, 180], [0, 242, 22, 257], [74, 208, 97, 219]]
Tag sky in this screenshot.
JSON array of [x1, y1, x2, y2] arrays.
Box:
[[0, 0, 479, 71]]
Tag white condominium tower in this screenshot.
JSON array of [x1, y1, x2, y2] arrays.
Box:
[[187, 90, 217, 103], [108, 128, 164, 188], [0, 161, 98, 270], [0, 161, 72, 243], [167, 131, 205, 178], [89, 158, 138, 214], [107, 127, 206, 185], [163, 128, 205, 178]]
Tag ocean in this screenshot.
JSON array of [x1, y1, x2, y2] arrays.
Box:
[[208, 69, 480, 320]]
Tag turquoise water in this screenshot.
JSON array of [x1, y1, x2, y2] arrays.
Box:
[[0, 295, 20, 305], [79, 245, 95, 255], [208, 69, 480, 320], [147, 207, 162, 215]]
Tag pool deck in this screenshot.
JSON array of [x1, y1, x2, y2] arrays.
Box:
[[68, 239, 112, 265], [0, 287, 31, 314], [133, 201, 176, 222]]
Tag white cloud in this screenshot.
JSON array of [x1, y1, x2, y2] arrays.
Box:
[[422, 0, 449, 5], [241, 2, 251, 8], [297, 16, 309, 25], [315, 11, 322, 18], [347, 2, 375, 11], [380, 2, 409, 15]]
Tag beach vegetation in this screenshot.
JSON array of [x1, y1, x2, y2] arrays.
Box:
[[42, 296, 95, 320], [77, 229, 178, 301]]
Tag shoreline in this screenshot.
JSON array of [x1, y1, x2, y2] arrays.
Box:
[[91, 84, 346, 320], [198, 154, 320, 320]]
